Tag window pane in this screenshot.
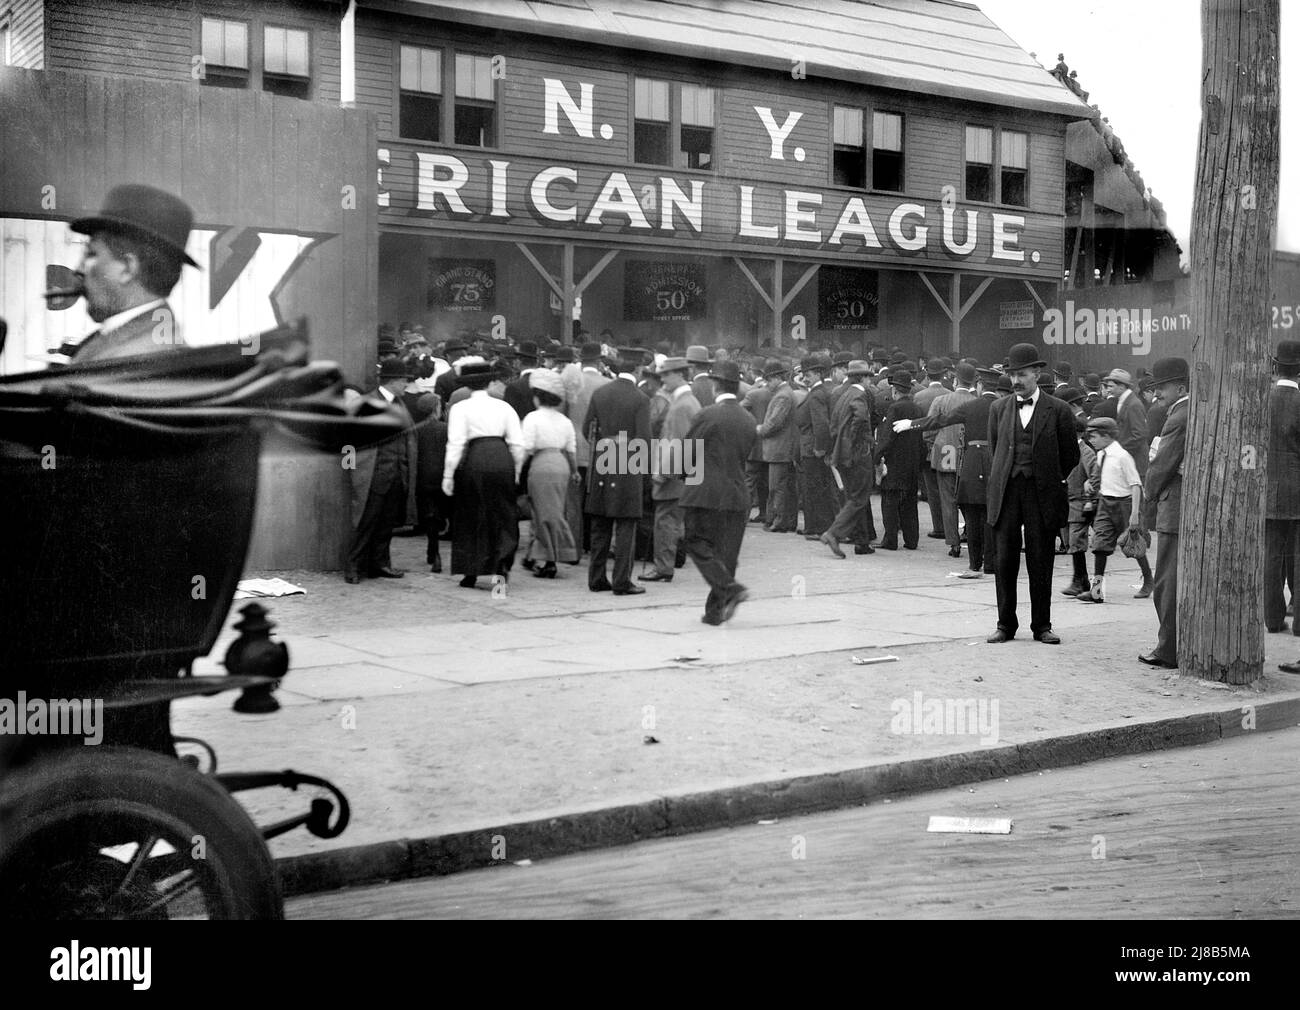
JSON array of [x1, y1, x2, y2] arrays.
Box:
[[202, 19, 222, 66], [833, 106, 863, 147], [400, 93, 441, 142], [635, 78, 669, 121], [966, 163, 992, 202], [965, 125, 992, 164], [681, 84, 714, 127], [455, 54, 492, 99], [1002, 168, 1027, 207], [833, 147, 866, 188], [285, 29, 308, 77], [1002, 130, 1028, 169], [873, 111, 902, 152], [401, 45, 440, 93], [681, 124, 713, 169], [454, 103, 495, 147], [400, 45, 418, 90], [225, 22, 247, 68], [264, 27, 285, 74], [873, 149, 903, 192], [634, 120, 671, 165]]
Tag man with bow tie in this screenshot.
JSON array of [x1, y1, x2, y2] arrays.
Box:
[[985, 343, 1080, 645]]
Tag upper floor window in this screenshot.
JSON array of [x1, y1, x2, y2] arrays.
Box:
[[200, 16, 249, 88], [965, 126, 994, 202], [872, 111, 904, 192], [1000, 130, 1028, 207], [634, 77, 671, 166], [965, 125, 1028, 205], [634, 78, 715, 170], [832, 106, 865, 187], [679, 84, 714, 169], [263, 25, 310, 99], [399, 44, 441, 142], [454, 53, 495, 147]]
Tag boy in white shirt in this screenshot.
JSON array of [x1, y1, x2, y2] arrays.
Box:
[[1077, 416, 1144, 604]]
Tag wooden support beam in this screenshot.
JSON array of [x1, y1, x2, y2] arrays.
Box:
[[1067, 225, 1083, 289], [949, 272, 962, 355], [574, 249, 619, 297], [733, 257, 775, 311], [772, 258, 784, 348], [780, 263, 820, 311], [917, 271, 954, 320], [1022, 279, 1048, 312], [957, 276, 994, 320], [516, 242, 562, 298]]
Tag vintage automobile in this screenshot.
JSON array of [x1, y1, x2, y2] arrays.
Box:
[[0, 320, 403, 919]]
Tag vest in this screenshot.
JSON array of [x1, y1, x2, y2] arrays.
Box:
[[1012, 403, 1034, 477]]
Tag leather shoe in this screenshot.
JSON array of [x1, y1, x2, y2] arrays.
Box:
[[638, 572, 673, 582], [613, 585, 646, 596], [854, 544, 875, 555], [720, 586, 749, 623], [958, 570, 984, 579], [986, 629, 1013, 643], [344, 571, 361, 585], [701, 613, 723, 626], [927, 531, 946, 539], [819, 532, 846, 559], [1277, 660, 1300, 674], [1035, 630, 1061, 645], [948, 546, 961, 558], [1268, 622, 1288, 633], [1134, 582, 1153, 599], [590, 581, 613, 592], [1138, 652, 1177, 669], [804, 534, 823, 541], [370, 567, 405, 578]]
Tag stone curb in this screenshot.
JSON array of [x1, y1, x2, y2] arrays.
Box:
[[274, 695, 1300, 898]]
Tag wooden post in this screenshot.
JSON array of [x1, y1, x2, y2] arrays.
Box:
[[1180, 0, 1279, 683], [561, 243, 576, 341], [772, 257, 784, 349]]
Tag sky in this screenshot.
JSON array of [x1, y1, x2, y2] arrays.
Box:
[[976, 0, 1296, 256]]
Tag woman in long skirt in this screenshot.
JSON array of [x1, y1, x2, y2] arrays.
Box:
[[442, 358, 525, 589], [520, 369, 579, 578]]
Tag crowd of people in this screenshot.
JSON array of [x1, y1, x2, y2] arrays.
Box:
[[343, 321, 1298, 660]]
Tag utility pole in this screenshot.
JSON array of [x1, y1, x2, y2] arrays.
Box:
[[1181, 0, 1280, 683]]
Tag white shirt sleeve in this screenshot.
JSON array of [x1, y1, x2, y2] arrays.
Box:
[[443, 401, 468, 481], [504, 403, 526, 477], [521, 412, 538, 454], [564, 414, 577, 455]]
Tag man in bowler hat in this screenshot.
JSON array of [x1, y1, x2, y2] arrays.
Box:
[[986, 343, 1080, 644], [1138, 357, 1191, 668], [680, 360, 757, 624], [63, 183, 199, 362]]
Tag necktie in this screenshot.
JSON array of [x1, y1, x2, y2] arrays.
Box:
[[1018, 397, 1033, 408]]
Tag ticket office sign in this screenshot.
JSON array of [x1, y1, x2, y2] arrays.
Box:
[[818, 267, 879, 330], [624, 260, 707, 321], [428, 258, 496, 312]]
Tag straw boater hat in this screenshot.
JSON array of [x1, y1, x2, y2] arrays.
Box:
[[529, 367, 565, 398], [1104, 368, 1134, 387], [686, 345, 712, 365]]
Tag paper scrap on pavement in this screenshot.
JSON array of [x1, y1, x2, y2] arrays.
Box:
[[234, 577, 306, 599], [926, 816, 1012, 834], [852, 655, 898, 665]]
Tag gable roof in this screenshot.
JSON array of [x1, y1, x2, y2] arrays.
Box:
[[360, 0, 1097, 118]]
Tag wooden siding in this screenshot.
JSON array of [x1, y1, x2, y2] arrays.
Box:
[[3, 0, 44, 69], [357, 12, 1068, 226], [44, 0, 340, 101]]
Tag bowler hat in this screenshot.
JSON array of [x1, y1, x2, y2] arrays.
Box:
[[515, 340, 539, 362], [1005, 343, 1047, 370], [762, 358, 790, 378], [1055, 361, 1073, 379], [889, 351, 908, 365], [551, 345, 574, 363], [889, 369, 914, 390], [1057, 386, 1086, 406], [579, 341, 604, 362], [832, 351, 855, 367], [1104, 368, 1133, 387], [443, 337, 468, 354], [1150, 356, 1189, 385], [1082, 372, 1101, 391], [1086, 416, 1119, 434], [1273, 340, 1300, 366], [846, 359, 873, 377], [925, 357, 946, 376], [457, 359, 495, 386], [955, 362, 978, 385], [976, 366, 1000, 382], [995, 374, 1013, 393], [70, 183, 199, 268], [378, 357, 408, 380], [686, 344, 712, 365], [803, 353, 832, 374], [706, 360, 742, 383]]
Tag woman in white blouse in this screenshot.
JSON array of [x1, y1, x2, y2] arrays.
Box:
[[441, 358, 526, 589], [520, 368, 580, 577]]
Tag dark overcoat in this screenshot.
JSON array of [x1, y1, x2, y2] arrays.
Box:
[[1145, 397, 1188, 534], [680, 398, 757, 513], [875, 397, 923, 490], [1267, 383, 1300, 520], [986, 390, 1080, 530], [584, 377, 651, 518]]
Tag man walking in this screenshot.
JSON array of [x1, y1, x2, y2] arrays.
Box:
[[640, 357, 700, 584], [985, 343, 1080, 644], [876, 369, 924, 551], [1138, 357, 1190, 669], [680, 361, 757, 625], [820, 360, 880, 557], [585, 352, 651, 595]]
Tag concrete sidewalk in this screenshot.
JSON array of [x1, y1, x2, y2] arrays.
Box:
[[173, 517, 1300, 895]]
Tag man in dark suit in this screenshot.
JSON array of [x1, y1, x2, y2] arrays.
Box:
[[756, 359, 799, 532], [913, 358, 951, 539], [346, 357, 417, 583], [1102, 368, 1149, 476], [795, 354, 837, 538], [434, 337, 470, 406], [1265, 341, 1300, 633], [680, 361, 758, 625], [876, 370, 924, 550], [502, 340, 540, 420], [584, 352, 651, 595], [687, 344, 715, 408], [986, 343, 1080, 644], [62, 184, 199, 363], [741, 371, 774, 524], [1138, 357, 1190, 668], [821, 360, 880, 557]]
